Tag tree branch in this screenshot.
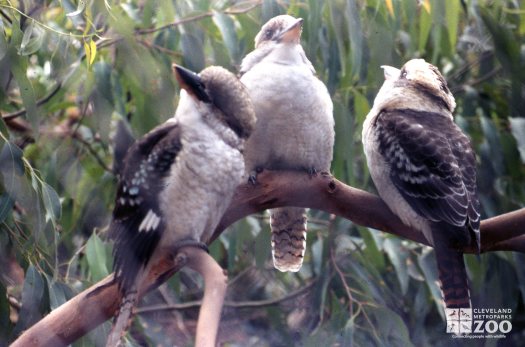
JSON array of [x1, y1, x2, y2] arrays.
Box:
[[136, 1, 262, 35], [2, 83, 62, 121], [136, 279, 318, 313], [11, 170, 525, 346]]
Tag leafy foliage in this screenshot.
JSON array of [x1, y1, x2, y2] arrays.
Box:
[[0, 0, 524, 346]]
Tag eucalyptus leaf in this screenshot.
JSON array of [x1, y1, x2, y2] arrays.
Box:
[[9, 54, 39, 132], [346, 0, 363, 78], [85, 233, 110, 282], [0, 281, 10, 344], [368, 306, 413, 346], [0, 194, 14, 223], [384, 238, 409, 295], [41, 181, 62, 223], [181, 33, 205, 72], [66, 0, 87, 17], [212, 11, 240, 64], [13, 265, 46, 335], [418, 3, 432, 53], [509, 117, 525, 164], [445, 0, 460, 50], [417, 248, 444, 320], [0, 141, 25, 176], [19, 20, 44, 56], [0, 18, 8, 60], [44, 274, 73, 310]]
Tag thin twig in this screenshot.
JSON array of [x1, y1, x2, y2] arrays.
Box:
[[330, 248, 354, 317], [2, 83, 62, 121], [450, 67, 502, 94], [71, 133, 113, 173], [137, 39, 183, 57], [0, 9, 12, 23], [137, 12, 212, 35], [135, 280, 317, 313], [136, 1, 262, 35]]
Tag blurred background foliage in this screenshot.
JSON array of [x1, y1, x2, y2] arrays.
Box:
[[0, 0, 524, 346]]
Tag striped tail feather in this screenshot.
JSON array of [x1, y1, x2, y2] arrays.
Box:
[[270, 207, 307, 272], [434, 244, 471, 309]]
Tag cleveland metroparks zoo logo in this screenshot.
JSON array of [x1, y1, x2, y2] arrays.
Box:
[[446, 308, 513, 339]]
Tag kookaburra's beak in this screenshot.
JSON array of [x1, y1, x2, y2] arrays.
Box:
[[173, 64, 211, 103], [279, 18, 303, 43], [381, 65, 401, 81]]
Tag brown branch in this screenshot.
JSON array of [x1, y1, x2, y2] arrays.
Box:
[[11, 170, 525, 346], [212, 171, 525, 253]]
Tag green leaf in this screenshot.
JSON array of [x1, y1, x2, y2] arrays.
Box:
[[253, 217, 271, 268], [353, 89, 370, 126], [85, 233, 110, 282], [369, 306, 413, 346], [13, 265, 46, 335], [417, 248, 444, 320], [513, 253, 525, 305], [212, 11, 240, 64], [46, 277, 72, 310], [509, 117, 525, 164], [262, 0, 283, 22], [0, 282, 9, 343], [328, 1, 348, 77], [9, 51, 39, 132], [0, 116, 8, 136], [41, 181, 62, 223], [445, 0, 460, 50], [418, 3, 432, 53], [91, 61, 114, 142], [181, 32, 205, 73], [67, 0, 87, 17], [346, 0, 364, 78], [19, 20, 44, 56], [384, 238, 409, 295], [358, 227, 385, 270], [0, 194, 14, 223], [0, 17, 7, 61], [0, 141, 25, 176]]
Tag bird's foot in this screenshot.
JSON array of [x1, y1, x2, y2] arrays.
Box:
[[307, 167, 318, 178], [248, 167, 264, 185], [172, 239, 209, 254]]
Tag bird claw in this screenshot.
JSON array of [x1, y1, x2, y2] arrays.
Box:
[[173, 239, 209, 254], [248, 167, 264, 185], [307, 167, 318, 178]]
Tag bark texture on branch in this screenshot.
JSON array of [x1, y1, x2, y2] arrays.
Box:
[[11, 171, 525, 347]]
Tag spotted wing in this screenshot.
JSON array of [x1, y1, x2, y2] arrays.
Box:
[[110, 121, 182, 292], [375, 108, 480, 249]]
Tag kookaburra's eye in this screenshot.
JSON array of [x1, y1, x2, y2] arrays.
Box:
[[400, 69, 408, 79], [264, 29, 273, 39]]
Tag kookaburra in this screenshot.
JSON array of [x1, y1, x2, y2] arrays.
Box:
[[362, 59, 480, 314], [240, 15, 334, 272], [106, 65, 256, 347]]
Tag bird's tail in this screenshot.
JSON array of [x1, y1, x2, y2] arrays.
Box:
[[270, 207, 307, 272], [106, 286, 138, 347], [434, 244, 471, 309]]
